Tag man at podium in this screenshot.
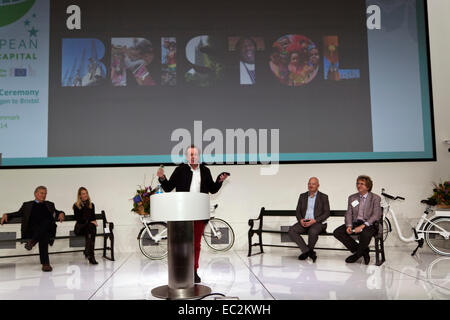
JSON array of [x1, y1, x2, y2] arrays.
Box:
[[156, 145, 228, 283]]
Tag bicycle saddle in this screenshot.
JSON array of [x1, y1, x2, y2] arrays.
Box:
[[420, 199, 436, 205]]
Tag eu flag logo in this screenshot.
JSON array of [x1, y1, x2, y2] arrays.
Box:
[[14, 68, 27, 77]]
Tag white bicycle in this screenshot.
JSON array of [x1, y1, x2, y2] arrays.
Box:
[[137, 216, 168, 260], [381, 188, 450, 256], [137, 204, 235, 260]]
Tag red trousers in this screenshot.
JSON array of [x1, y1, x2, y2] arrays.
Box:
[[194, 220, 206, 270]]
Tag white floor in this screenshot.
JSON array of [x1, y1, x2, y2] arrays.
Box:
[[0, 247, 449, 300]]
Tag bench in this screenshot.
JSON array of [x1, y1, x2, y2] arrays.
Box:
[[0, 210, 115, 261], [248, 207, 385, 266]]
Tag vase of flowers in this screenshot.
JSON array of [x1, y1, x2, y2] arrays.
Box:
[[131, 174, 157, 215], [426, 181, 450, 209], [131, 185, 156, 215]]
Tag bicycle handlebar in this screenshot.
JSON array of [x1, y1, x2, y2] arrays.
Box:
[[381, 189, 405, 201]]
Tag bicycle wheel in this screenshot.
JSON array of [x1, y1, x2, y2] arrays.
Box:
[[138, 222, 168, 259], [382, 217, 391, 242], [424, 217, 450, 256], [203, 218, 235, 252]]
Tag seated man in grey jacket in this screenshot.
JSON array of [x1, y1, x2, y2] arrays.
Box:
[[333, 175, 382, 265], [288, 177, 330, 262]]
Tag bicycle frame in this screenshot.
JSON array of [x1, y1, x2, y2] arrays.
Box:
[[138, 204, 219, 242], [207, 217, 222, 239], [381, 197, 450, 242], [139, 215, 167, 242]]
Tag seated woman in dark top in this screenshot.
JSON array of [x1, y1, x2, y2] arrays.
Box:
[[73, 187, 98, 265]]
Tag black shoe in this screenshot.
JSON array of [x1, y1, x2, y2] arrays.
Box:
[[88, 256, 98, 265], [308, 250, 317, 263], [345, 253, 360, 263], [363, 248, 370, 265], [298, 251, 309, 260], [42, 264, 53, 272], [83, 249, 88, 258], [24, 240, 36, 251], [49, 238, 55, 246], [194, 271, 201, 283]]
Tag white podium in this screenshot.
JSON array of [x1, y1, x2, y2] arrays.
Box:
[[150, 192, 211, 299]]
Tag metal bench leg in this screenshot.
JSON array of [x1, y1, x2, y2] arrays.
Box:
[[375, 238, 381, 266], [258, 231, 264, 254], [380, 237, 386, 265], [248, 231, 253, 257], [109, 234, 115, 261], [103, 234, 107, 258]]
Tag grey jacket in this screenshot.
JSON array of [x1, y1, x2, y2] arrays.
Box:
[[295, 191, 330, 224], [345, 192, 382, 227]]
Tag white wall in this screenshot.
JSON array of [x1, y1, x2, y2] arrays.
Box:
[[0, 0, 449, 254]]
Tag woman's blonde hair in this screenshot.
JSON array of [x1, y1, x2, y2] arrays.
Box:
[[75, 187, 93, 209]]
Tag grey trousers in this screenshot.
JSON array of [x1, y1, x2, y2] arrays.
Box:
[[288, 222, 326, 253]]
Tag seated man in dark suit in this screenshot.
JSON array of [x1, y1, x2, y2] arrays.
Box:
[[288, 177, 330, 262], [333, 175, 382, 265], [1, 186, 65, 272]]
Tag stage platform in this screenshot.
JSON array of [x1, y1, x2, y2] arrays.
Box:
[[0, 248, 448, 300]]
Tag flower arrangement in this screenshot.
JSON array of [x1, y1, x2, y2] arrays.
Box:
[[131, 176, 156, 215], [426, 181, 450, 208]]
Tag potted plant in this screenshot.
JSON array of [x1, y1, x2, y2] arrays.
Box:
[[426, 181, 450, 209]]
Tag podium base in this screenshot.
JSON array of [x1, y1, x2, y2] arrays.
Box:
[[151, 284, 212, 300]]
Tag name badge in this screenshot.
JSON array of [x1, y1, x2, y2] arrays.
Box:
[[351, 200, 359, 208]]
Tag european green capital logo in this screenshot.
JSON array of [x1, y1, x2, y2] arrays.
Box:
[[0, 0, 36, 28]]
